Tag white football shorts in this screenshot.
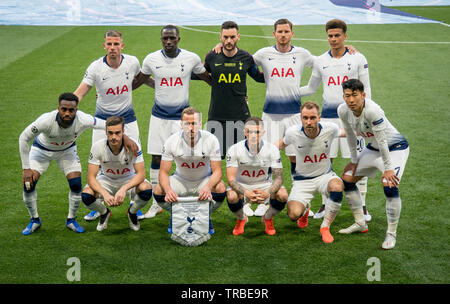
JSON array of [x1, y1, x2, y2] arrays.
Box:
[[320, 118, 365, 159], [92, 119, 140, 145], [147, 115, 181, 155], [288, 171, 341, 208], [168, 174, 210, 197], [346, 146, 409, 183], [262, 112, 301, 157], [29, 145, 81, 176]]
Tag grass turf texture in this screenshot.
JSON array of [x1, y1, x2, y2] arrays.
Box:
[[0, 7, 449, 284]]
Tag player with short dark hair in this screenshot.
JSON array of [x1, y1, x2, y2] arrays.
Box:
[[338, 79, 409, 250], [204, 20, 264, 162], [300, 19, 372, 221], [133, 25, 212, 219], [19, 92, 105, 235], [81, 116, 152, 232]]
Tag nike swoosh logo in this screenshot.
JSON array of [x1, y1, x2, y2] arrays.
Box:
[[322, 66, 328, 69], [155, 66, 163, 69], [102, 77, 109, 81], [268, 58, 275, 61], [215, 63, 222, 66]]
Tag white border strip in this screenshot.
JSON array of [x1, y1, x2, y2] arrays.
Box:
[[179, 25, 450, 44]]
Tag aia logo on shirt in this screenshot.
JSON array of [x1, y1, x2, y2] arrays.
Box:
[[106, 85, 129, 95], [304, 153, 327, 163], [241, 169, 266, 178], [160, 77, 183, 87], [181, 161, 205, 169], [106, 168, 131, 175], [270, 67, 294, 78], [327, 75, 348, 86]]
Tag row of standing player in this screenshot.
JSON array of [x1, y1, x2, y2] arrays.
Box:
[[19, 19, 409, 249]]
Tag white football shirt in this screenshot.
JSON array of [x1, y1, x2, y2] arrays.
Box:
[[19, 110, 104, 169], [312, 50, 371, 118], [253, 45, 314, 114], [141, 48, 206, 120], [338, 98, 408, 152], [162, 130, 222, 181], [82, 54, 141, 123], [89, 137, 144, 181], [226, 139, 283, 185], [283, 122, 340, 178]]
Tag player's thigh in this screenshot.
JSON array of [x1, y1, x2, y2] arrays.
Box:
[[384, 147, 409, 183], [95, 175, 120, 198], [282, 114, 301, 156], [56, 146, 82, 176], [352, 148, 383, 178], [316, 172, 343, 194], [29, 146, 52, 175], [288, 180, 316, 209], [168, 175, 190, 196], [92, 118, 106, 145], [124, 120, 141, 144], [262, 113, 284, 145], [147, 116, 181, 155]]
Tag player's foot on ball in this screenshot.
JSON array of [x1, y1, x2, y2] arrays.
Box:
[[144, 202, 163, 219], [338, 222, 368, 234], [382, 232, 397, 250], [22, 217, 41, 236], [243, 203, 254, 217], [254, 203, 268, 217], [313, 205, 325, 219], [66, 218, 85, 233], [84, 210, 100, 221], [263, 217, 276, 236], [320, 227, 334, 243], [297, 207, 310, 229], [232, 216, 248, 236], [127, 208, 140, 231], [96, 209, 111, 231]]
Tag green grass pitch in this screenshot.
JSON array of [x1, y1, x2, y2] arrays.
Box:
[[0, 6, 449, 285]]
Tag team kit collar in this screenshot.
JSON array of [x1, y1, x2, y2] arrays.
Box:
[[301, 123, 323, 137], [103, 54, 124, 67], [328, 47, 349, 58], [244, 139, 264, 154]]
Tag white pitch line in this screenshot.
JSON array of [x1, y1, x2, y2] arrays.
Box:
[[179, 25, 450, 45]]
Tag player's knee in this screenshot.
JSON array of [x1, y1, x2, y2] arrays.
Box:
[[383, 186, 399, 198], [227, 199, 243, 212], [226, 190, 238, 203], [329, 191, 343, 203], [286, 202, 302, 221], [81, 192, 96, 206], [68, 177, 82, 193], [270, 199, 286, 211], [343, 180, 358, 192], [137, 189, 153, 201], [275, 189, 288, 202]]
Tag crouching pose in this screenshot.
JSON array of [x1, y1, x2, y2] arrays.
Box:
[[338, 79, 409, 250], [152, 107, 226, 235], [81, 116, 152, 232], [226, 117, 288, 236], [278, 102, 346, 243]]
